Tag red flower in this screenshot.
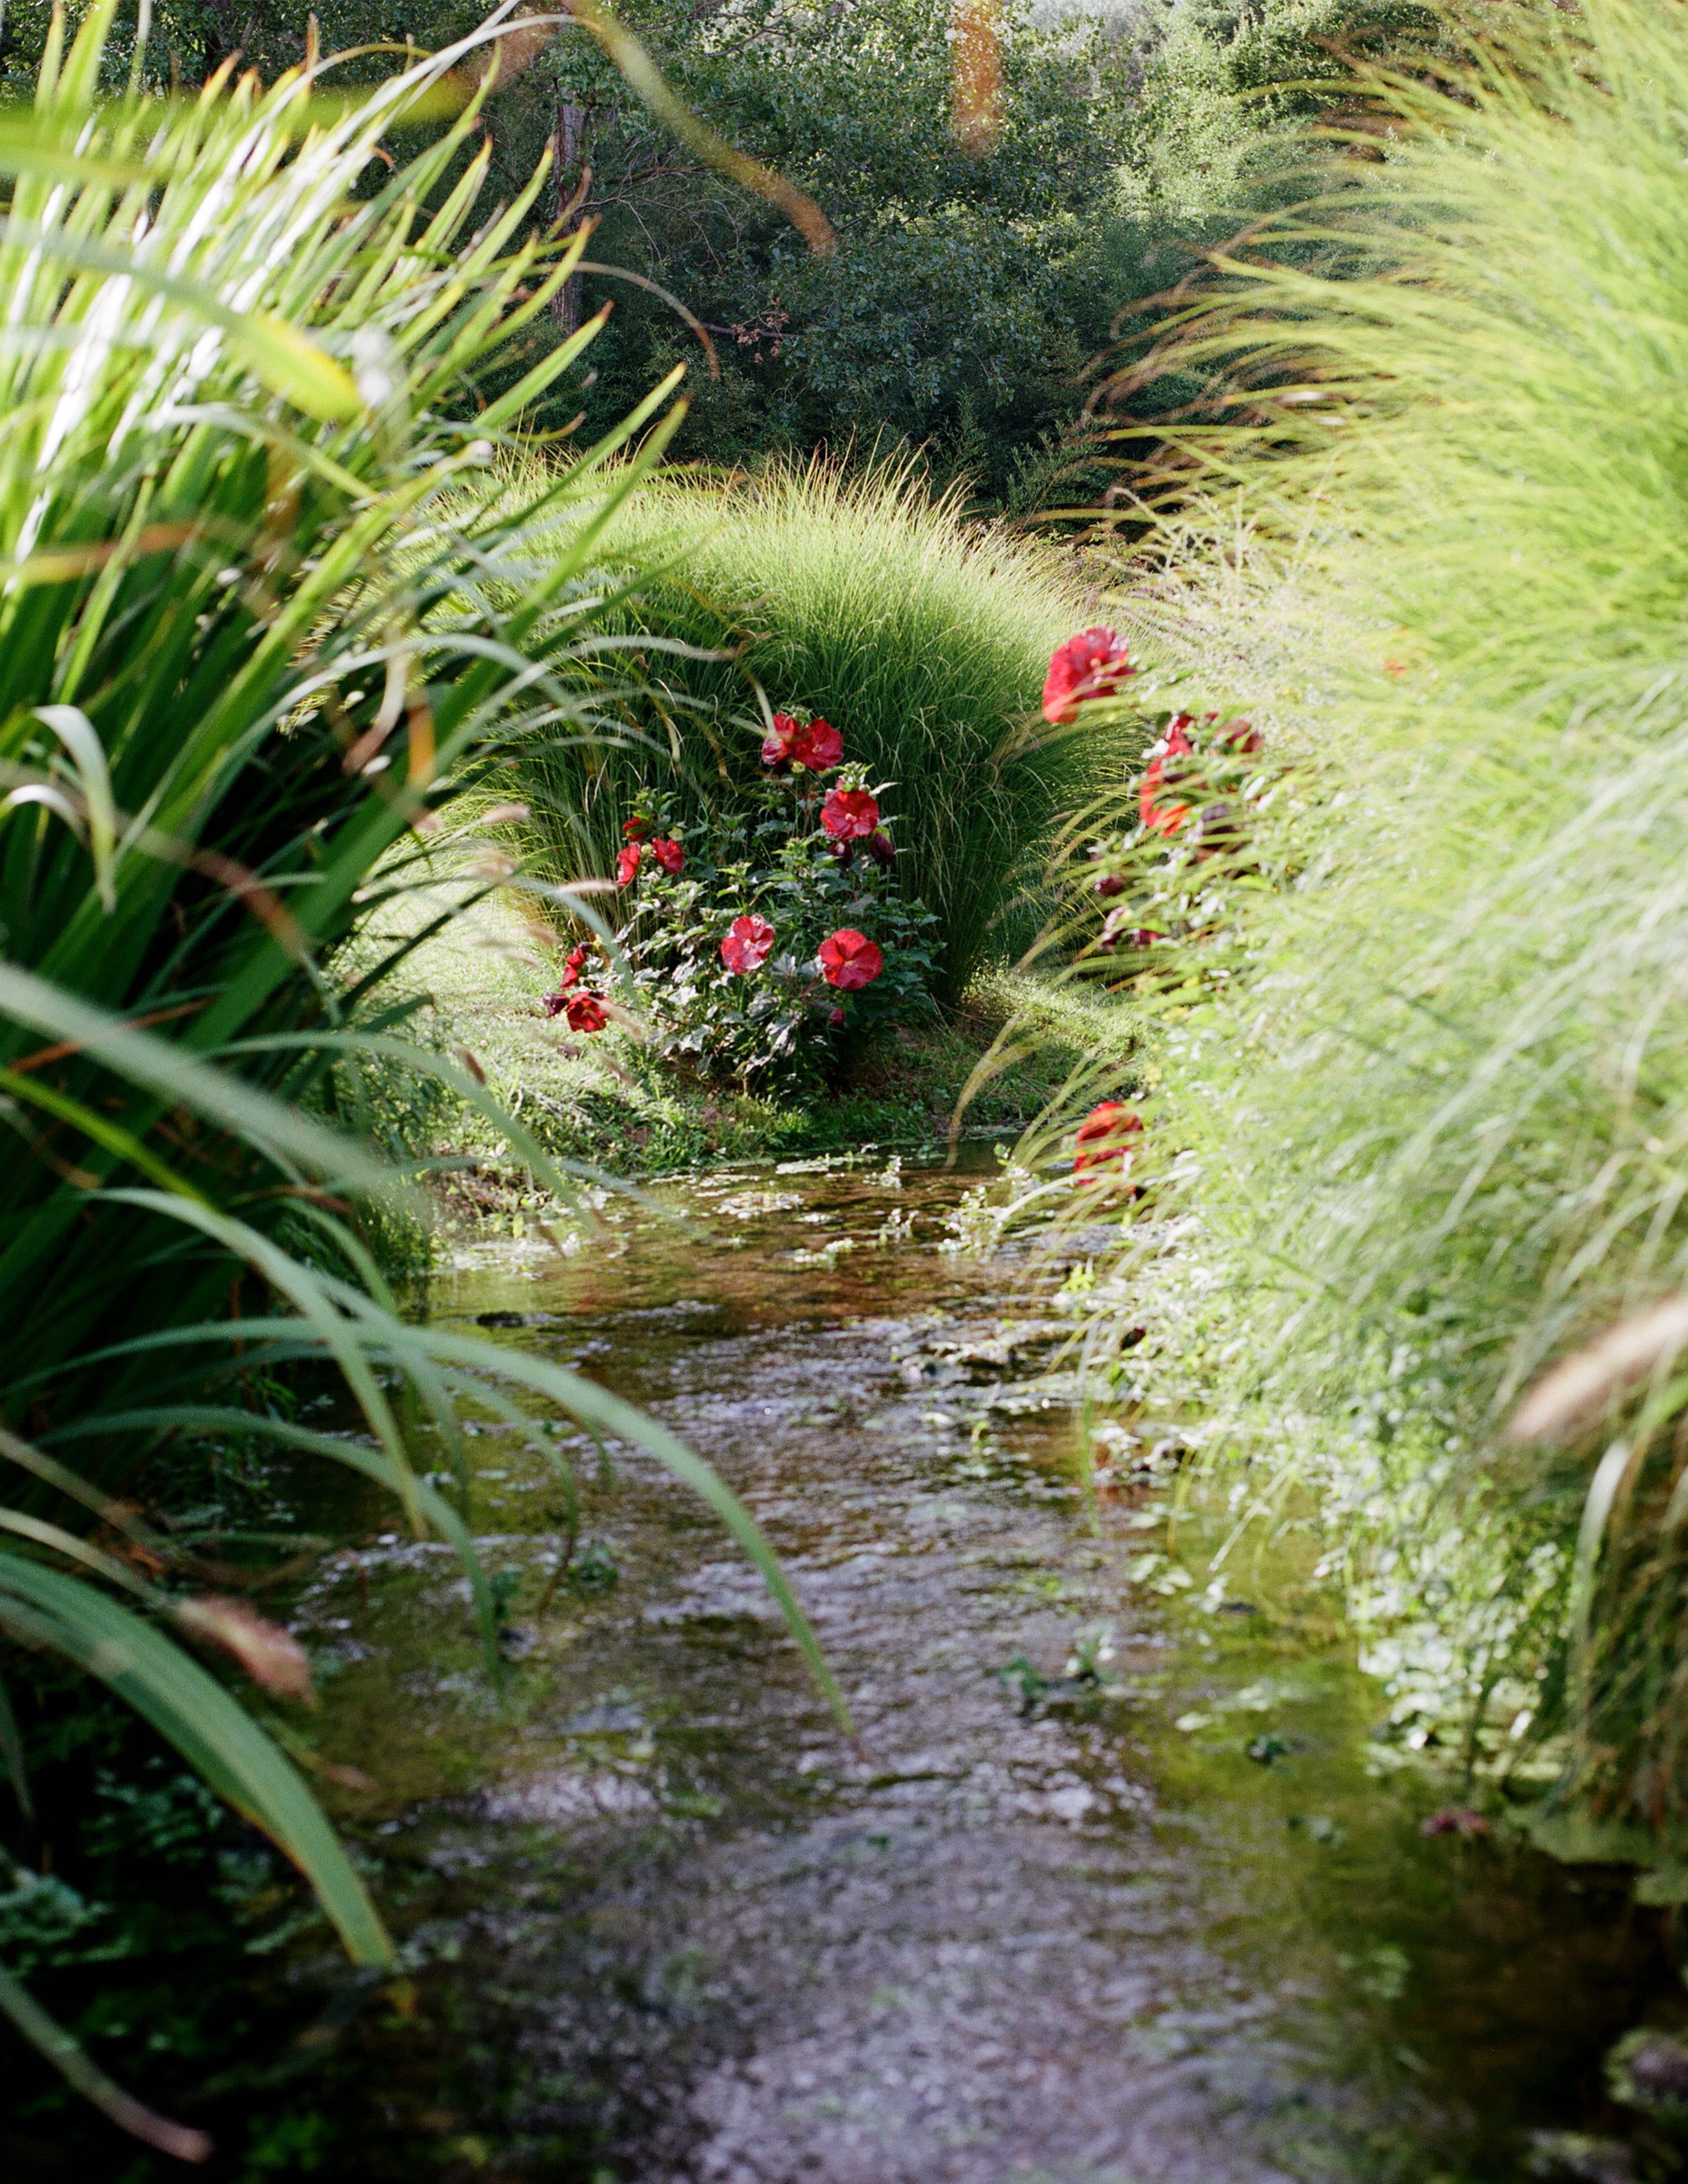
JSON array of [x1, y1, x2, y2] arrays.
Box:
[[1139, 716, 1196, 837], [761, 713, 801, 768], [828, 1006, 847, 1029], [1042, 627, 1134, 726], [616, 842, 642, 886], [565, 992, 609, 1032], [1072, 1101, 1143, 1175], [1099, 911, 1162, 952], [622, 815, 653, 841], [763, 713, 845, 771], [791, 716, 843, 771], [818, 928, 883, 990], [721, 914, 776, 974], [651, 837, 684, 876], [1211, 715, 1261, 757], [821, 787, 880, 841], [863, 829, 896, 868]]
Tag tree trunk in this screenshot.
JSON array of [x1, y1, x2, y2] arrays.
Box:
[[551, 101, 587, 336]]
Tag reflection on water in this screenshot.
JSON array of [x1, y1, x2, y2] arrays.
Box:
[[296, 1152, 1681, 2183]]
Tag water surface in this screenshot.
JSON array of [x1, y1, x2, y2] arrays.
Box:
[[295, 1153, 1679, 2183]]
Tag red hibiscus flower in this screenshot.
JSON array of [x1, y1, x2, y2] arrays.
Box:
[[821, 787, 880, 841], [721, 914, 776, 974], [828, 1006, 847, 1029], [761, 713, 801, 768], [651, 837, 684, 876], [1042, 627, 1134, 726], [818, 928, 883, 990], [616, 842, 642, 886], [1072, 1102, 1143, 1175], [791, 716, 843, 771], [565, 992, 609, 1033], [1139, 715, 1196, 837], [622, 815, 653, 841]]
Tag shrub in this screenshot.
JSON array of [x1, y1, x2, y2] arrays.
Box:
[[562, 725, 939, 1090], [510, 453, 1104, 1001]]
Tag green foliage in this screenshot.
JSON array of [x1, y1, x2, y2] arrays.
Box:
[[0, 5, 847, 2137], [0, 0, 1442, 497], [510, 454, 1102, 1001], [463, 0, 1131, 490], [1061, 0, 1688, 1854], [0, 0, 1132, 490], [614, 772, 939, 1091]]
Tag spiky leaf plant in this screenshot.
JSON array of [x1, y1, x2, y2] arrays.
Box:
[[0, 1, 843, 2146]]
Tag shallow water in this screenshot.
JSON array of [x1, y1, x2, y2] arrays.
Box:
[[295, 1153, 1681, 2183]]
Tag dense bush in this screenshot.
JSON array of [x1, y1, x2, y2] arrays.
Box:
[[563, 723, 939, 1091], [0, 0, 1439, 497]]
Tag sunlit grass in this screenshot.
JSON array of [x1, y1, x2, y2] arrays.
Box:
[[1056, 0, 1688, 1848]]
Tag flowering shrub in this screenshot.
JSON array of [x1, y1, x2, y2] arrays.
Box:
[[548, 709, 937, 1090], [1041, 623, 1268, 964], [1036, 623, 1270, 1194]]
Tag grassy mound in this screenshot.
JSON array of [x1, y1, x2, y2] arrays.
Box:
[[507, 455, 1107, 999]]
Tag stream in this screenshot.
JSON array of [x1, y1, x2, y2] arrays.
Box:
[[289, 1150, 1679, 2184]]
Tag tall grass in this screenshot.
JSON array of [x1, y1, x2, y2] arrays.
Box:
[[508, 455, 1100, 997], [0, 3, 843, 2146], [1062, 0, 1688, 1852]]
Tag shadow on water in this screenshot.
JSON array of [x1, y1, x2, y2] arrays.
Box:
[[44, 1152, 1688, 2181]]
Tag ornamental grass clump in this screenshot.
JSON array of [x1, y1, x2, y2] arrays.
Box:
[[1057, 0, 1688, 1860], [0, 5, 845, 2143], [506, 453, 1105, 997]]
